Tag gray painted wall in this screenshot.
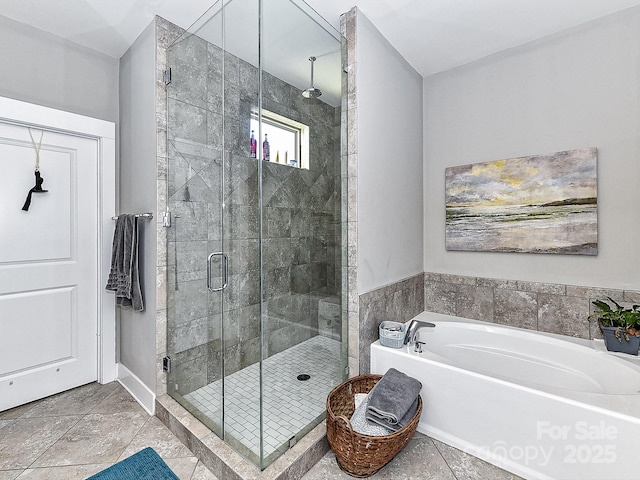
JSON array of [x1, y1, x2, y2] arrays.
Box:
[[118, 20, 158, 390], [356, 11, 424, 294], [0, 15, 118, 123], [424, 7, 640, 291]]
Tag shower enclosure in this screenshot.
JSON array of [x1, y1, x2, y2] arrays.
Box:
[[164, 0, 347, 469]]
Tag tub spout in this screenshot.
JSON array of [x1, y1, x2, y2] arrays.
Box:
[[404, 319, 436, 347]]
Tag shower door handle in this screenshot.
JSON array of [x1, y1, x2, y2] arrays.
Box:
[[207, 252, 228, 292]]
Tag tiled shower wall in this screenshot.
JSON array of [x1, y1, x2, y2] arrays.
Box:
[[342, 8, 359, 378], [357, 270, 640, 372], [163, 28, 343, 393]]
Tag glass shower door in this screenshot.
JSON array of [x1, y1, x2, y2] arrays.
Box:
[[217, 0, 263, 459], [259, 0, 347, 466], [164, 4, 228, 439], [164, 0, 264, 458]]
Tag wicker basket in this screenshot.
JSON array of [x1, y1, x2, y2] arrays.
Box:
[[326, 374, 423, 477]]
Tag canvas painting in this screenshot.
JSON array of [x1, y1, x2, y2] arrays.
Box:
[[445, 148, 598, 255]]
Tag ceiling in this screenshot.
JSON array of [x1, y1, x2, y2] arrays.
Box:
[[1, 0, 640, 78]]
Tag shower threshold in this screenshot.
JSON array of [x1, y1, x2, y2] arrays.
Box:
[[182, 335, 342, 467]]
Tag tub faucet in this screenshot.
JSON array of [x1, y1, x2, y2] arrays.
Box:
[[404, 319, 436, 347]]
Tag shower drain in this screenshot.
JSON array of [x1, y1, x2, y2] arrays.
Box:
[[297, 374, 311, 381]]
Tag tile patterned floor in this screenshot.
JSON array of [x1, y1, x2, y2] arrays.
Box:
[[0, 382, 218, 480], [302, 433, 524, 480], [184, 335, 343, 463], [0, 379, 522, 480]]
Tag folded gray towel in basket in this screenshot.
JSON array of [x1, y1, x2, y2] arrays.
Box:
[[365, 368, 422, 431], [367, 397, 419, 432], [350, 394, 393, 436]]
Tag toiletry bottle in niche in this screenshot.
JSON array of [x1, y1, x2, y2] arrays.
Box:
[[250, 130, 257, 158], [263, 134, 270, 161]]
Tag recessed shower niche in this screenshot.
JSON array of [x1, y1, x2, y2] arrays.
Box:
[[164, 0, 348, 469]]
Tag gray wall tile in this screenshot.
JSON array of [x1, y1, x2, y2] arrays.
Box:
[[168, 98, 208, 145], [494, 289, 538, 330], [538, 293, 590, 338], [455, 285, 494, 322], [425, 281, 457, 315], [517, 281, 566, 295], [422, 272, 629, 343], [440, 273, 476, 286], [624, 290, 640, 303]]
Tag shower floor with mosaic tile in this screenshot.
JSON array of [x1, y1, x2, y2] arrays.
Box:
[[184, 335, 342, 464]]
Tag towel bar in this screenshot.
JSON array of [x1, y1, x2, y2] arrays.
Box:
[[111, 213, 154, 220]]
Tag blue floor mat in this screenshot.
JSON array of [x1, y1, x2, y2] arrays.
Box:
[[86, 447, 179, 480]]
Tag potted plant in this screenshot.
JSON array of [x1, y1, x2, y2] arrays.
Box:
[[591, 297, 640, 355]]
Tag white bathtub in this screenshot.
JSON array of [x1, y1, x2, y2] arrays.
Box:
[[370, 312, 640, 480]]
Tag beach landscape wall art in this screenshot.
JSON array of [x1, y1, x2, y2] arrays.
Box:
[[445, 148, 598, 255]]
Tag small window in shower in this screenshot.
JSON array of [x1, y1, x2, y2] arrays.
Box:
[[250, 110, 309, 169]]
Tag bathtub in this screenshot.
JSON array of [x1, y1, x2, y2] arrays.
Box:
[[370, 312, 640, 480]]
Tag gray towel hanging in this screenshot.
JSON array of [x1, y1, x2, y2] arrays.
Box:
[[105, 214, 144, 311]]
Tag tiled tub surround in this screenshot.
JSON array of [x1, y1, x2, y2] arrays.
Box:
[[357, 271, 640, 373], [183, 335, 341, 466], [358, 273, 425, 373], [424, 272, 640, 340], [165, 30, 344, 397]]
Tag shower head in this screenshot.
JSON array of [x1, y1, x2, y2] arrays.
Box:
[[302, 87, 322, 99], [302, 56, 322, 98]]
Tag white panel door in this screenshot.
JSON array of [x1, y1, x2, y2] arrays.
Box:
[[0, 122, 99, 411]]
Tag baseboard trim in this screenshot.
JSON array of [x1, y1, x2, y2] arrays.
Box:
[[117, 363, 155, 415]]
